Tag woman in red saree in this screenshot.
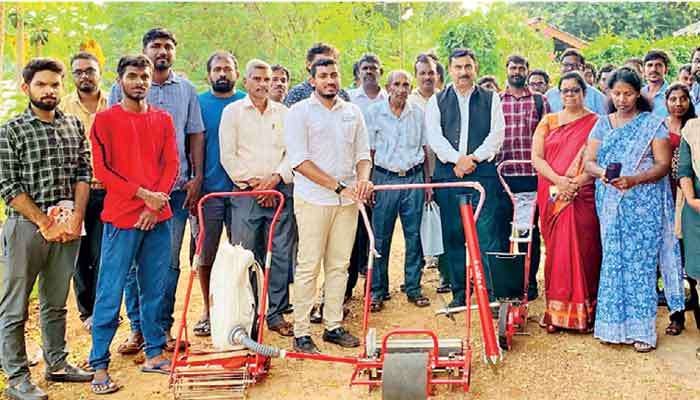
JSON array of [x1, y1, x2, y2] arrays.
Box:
[[532, 71, 602, 333]]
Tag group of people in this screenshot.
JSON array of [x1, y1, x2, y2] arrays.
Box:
[[0, 25, 699, 399]]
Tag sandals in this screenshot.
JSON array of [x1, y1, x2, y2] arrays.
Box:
[[633, 341, 655, 353], [117, 334, 144, 355], [193, 319, 211, 337], [370, 299, 384, 313], [407, 295, 431, 308], [665, 320, 684, 336], [141, 359, 171, 375], [164, 338, 189, 352], [91, 375, 121, 395]]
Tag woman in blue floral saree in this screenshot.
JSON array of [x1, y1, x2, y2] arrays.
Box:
[[584, 68, 684, 352]]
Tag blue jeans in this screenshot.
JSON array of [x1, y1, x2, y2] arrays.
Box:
[[370, 168, 425, 300], [89, 221, 171, 370], [124, 190, 189, 334]]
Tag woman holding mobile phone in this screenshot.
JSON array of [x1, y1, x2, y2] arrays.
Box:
[[584, 67, 684, 353]]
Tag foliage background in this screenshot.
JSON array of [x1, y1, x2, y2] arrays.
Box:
[[1, 1, 700, 217]]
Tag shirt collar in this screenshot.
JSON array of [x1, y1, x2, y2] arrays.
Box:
[[309, 92, 346, 111], [354, 86, 388, 100], [153, 71, 181, 86], [642, 81, 668, 98], [22, 106, 66, 123], [379, 98, 413, 119], [242, 95, 280, 113], [66, 90, 107, 112], [452, 84, 475, 101], [503, 86, 534, 99]]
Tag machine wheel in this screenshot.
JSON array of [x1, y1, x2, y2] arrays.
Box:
[[497, 303, 511, 351], [382, 352, 429, 400]]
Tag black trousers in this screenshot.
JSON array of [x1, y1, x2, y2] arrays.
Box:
[[74, 189, 106, 321]]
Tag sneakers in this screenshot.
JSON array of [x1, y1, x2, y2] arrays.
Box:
[[293, 336, 320, 354], [5, 379, 48, 400], [323, 327, 360, 348]]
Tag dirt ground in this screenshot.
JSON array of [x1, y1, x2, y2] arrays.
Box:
[[9, 225, 700, 400]]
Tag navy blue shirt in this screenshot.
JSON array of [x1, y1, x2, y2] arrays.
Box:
[[198, 90, 246, 193]]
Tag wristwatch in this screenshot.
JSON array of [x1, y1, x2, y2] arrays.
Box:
[[334, 181, 347, 194]]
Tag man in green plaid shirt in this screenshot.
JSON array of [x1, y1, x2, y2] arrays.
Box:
[[0, 58, 93, 400]]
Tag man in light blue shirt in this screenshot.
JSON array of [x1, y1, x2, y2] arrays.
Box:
[[545, 48, 607, 115], [641, 50, 670, 118], [365, 70, 431, 311]]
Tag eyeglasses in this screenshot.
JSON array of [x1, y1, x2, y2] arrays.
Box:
[[561, 62, 581, 70], [72, 68, 97, 78], [561, 87, 582, 95]]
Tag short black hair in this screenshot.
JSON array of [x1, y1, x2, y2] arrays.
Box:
[[597, 64, 616, 81], [558, 71, 587, 96], [606, 67, 652, 113], [22, 57, 65, 84], [357, 53, 381, 68], [352, 61, 359, 80], [528, 69, 549, 84], [477, 75, 499, 91], [142, 28, 177, 49], [206, 50, 238, 73], [560, 48, 585, 65], [643, 49, 670, 67], [585, 62, 597, 76], [414, 53, 437, 75], [679, 63, 692, 75], [271, 64, 290, 80], [665, 82, 696, 129], [69, 52, 100, 69], [436, 62, 445, 83], [448, 48, 477, 65], [506, 54, 529, 69], [306, 42, 339, 64], [117, 55, 154, 78], [691, 46, 700, 60], [310, 58, 337, 77]]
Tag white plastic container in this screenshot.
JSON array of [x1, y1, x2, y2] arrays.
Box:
[[209, 242, 260, 350]]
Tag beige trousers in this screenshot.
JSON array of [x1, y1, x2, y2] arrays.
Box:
[[292, 197, 358, 337]]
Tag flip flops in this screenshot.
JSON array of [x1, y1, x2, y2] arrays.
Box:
[[91, 375, 121, 395], [140, 359, 171, 375], [193, 319, 211, 337]]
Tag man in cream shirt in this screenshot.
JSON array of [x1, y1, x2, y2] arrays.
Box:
[[285, 58, 373, 354], [219, 59, 296, 337]]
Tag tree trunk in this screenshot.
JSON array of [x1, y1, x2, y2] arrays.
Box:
[[0, 4, 5, 77], [15, 6, 24, 88]]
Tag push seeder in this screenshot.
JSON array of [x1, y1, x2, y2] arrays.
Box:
[[170, 182, 501, 399]]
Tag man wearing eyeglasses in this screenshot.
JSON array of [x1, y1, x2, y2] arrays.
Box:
[[59, 51, 109, 332], [544, 48, 607, 115]]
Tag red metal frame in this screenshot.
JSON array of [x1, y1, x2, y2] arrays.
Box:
[[495, 160, 539, 347], [170, 190, 285, 382], [169, 182, 501, 397]]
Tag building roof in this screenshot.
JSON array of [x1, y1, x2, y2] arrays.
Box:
[[527, 17, 589, 49], [674, 21, 700, 36]]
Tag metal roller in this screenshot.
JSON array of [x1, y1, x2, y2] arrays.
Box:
[[382, 352, 429, 400]]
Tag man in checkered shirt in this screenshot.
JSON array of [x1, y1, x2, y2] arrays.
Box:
[[496, 54, 550, 301], [0, 58, 93, 400]]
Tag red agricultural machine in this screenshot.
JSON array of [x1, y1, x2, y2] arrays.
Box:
[[170, 182, 502, 399]]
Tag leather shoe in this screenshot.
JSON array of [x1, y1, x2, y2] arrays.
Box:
[[45, 363, 93, 382], [268, 319, 294, 337], [5, 380, 48, 400], [293, 336, 320, 354]]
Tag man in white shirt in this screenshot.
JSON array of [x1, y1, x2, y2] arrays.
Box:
[[285, 58, 373, 354], [219, 59, 296, 337], [425, 48, 509, 308]]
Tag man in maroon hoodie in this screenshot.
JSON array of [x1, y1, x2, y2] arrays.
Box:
[[87, 54, 179, 394]]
